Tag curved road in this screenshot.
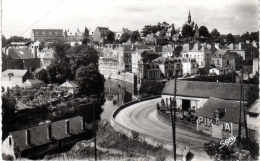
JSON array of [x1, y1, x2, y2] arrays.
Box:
[[115, 98, 219, 161]]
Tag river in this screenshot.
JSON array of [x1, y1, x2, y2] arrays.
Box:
[[101, 79, 138, 120]]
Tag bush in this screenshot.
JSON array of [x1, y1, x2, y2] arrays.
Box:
[[2, 153, 14, 160], [140, 80, 165, 95]]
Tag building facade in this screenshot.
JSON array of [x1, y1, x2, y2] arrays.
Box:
[[247, 100, 260, 143], [196, 97, 244, 139], [93, 26, 109, 42], [31, 29, 64, 42]]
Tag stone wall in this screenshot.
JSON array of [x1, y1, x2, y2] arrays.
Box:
[[110, 96, 190, 160]]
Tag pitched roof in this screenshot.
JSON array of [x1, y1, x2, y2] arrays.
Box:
[[247, 100, 260, 114], [32, 68, 46, 75], [98, 27, 109, 32], [213, 49, 228, 56], [2, 69, 28, 77], [181, 44, 190, 53], [60, 80, 79, 88], [189, 43, 200, 52], [123, 45, 149, 52], [25, 79, 44, 85], [8, 48, 34, 59], [224, 51, 241, 58], [162, 80, 249, 101], [16, 101, 35, 111], [10, 116, 92, 151], [196, 97, 244, 124]]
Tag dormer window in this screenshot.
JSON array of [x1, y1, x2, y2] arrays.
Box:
[[214, 108, 226, 119]]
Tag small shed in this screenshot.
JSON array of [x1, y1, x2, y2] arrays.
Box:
[[209, 67, 229, 75], [60, 80, 79, 94], [23, 79, 44, 88]]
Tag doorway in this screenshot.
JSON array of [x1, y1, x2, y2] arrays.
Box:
[[182, 99, 191, 111]]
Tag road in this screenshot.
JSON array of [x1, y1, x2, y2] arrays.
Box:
[[115, 98, 219, 161]]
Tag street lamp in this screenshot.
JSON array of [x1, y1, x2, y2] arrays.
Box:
[[90, 94, 97, 161]]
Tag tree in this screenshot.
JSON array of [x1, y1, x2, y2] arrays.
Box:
[[106, 31, 115, 44], [47, 60, 72, 84], [2, 93, 17, 139], [119, 32, 131, 44], [2, 35, 7, 47], [246, 72, 259, 107], [39, 41, 45, 51], [131, 31, 141, 42], [68, 44, 99, 75], [211, 28, 220, 38], [204, 139, 258, 160], [182, 25, 193, 37], [82, 38, 89, 45], [171, 24, 177, 36], [226, 33, 235, 43], [199, 26, 210, 37], [51, 41, 71, 60], [76, 63, 105, 95], [6, 36, 30, 45], [84, 27, 89, 38]]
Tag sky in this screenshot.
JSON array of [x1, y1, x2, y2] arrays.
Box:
[[1, 0, 259, 39]]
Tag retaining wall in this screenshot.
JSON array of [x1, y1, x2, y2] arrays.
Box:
[[110, 96, 190, 160]]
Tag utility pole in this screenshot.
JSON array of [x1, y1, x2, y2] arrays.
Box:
[[238, 66, 243, 146], [90, 94, 97, 161], [170, 72, 177, 161], [243, 81, 249, 140]]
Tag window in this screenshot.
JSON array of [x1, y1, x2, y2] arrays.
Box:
[[212, 60, 214, 64], [9, 137, 12, 146], [217, 60, 219, 65], [227, 60, 229, 64], [249, 114, 258, 118], [207, 61, 209, 65], [201, 61, 203, 66], [198, 55, 199, 59], [11, 61, 13, 64]]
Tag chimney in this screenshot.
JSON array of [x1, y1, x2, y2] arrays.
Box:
[[238, 42, 242, 50], [81, 117, 85, 130], [65, 120, 70, 134], [229, 43, 233, 50], [47, 124, 52, 140], [25, 130, 30, 145]]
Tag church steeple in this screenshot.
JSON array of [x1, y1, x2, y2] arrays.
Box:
[[188, 9, 191, 23]]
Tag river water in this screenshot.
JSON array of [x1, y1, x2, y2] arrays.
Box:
[[101, 79, 138, 120]]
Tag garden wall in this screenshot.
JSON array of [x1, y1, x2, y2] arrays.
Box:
[[110, 96, 190, 161]]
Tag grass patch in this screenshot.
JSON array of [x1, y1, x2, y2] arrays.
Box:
[[97, 120, 176, 160]]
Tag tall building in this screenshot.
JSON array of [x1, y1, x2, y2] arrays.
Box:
[[31, 29, 64, 42]]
